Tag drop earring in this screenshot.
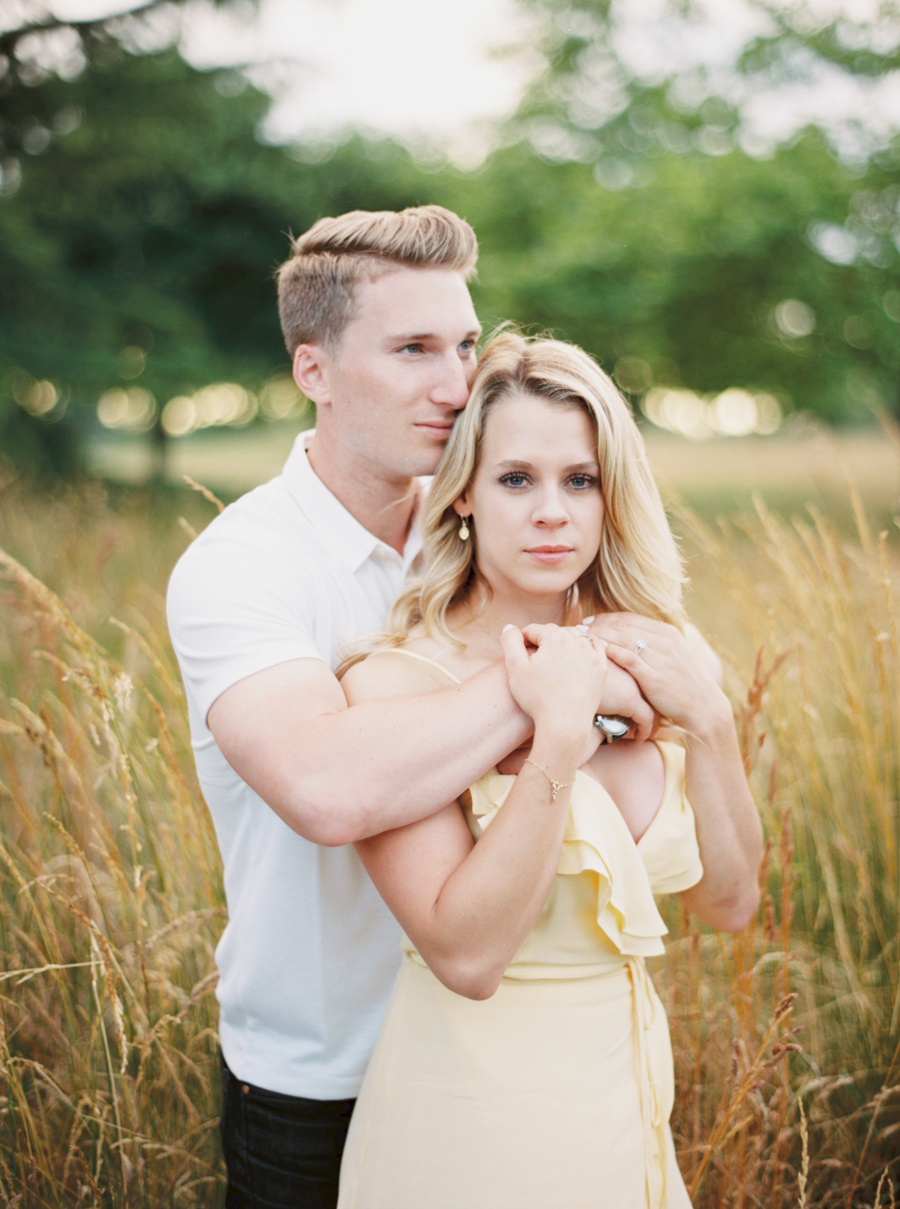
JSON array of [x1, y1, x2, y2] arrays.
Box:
[[459, 516, 470, 541]]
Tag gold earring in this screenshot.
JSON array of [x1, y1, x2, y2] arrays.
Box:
[[459, 517, 470, 541]]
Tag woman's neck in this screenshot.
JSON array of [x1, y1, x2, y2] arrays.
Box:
[[448, 586, 573, 662]]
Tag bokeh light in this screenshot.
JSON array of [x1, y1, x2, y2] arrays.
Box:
[[10, 369, 66, 418], [642, 385, 782, 439], [156, 375, 308, 438], [97, 387, 157, 432], [772, 299, 816, 339]]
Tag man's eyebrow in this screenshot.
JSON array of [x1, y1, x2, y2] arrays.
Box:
[[389, 328, 482, 343]]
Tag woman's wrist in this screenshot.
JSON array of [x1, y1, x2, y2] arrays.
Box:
[[528, 724, 588, 778], [680, 688, 733, 745]]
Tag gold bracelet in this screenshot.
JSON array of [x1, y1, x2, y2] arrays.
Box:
[[524, 758, 574, 803]]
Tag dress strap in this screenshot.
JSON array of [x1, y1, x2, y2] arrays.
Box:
[[365, 647, 462, 685]]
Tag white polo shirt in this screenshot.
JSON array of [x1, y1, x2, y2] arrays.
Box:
[[166, 433, 422, 1099]]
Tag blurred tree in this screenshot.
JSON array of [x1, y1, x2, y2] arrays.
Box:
[[0, 18, 430, 475], [446, 129, 899, 424], [3, 0, 899, 479], [473, 0, 900, 422], [0, 0, 242, 180]]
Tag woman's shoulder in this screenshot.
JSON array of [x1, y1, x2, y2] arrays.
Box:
[[340, 638, 461, 704]]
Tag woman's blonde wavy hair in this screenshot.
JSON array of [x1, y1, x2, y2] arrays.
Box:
[[344, 330, 686, 669]]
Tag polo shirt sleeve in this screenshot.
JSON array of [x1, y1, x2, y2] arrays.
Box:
[[166, 515, 326, 728]]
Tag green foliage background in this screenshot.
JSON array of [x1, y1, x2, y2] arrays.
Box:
[[1, 0, 899, 473]]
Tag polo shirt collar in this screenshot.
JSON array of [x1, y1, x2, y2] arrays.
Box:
[[282, 432, 423, 574]]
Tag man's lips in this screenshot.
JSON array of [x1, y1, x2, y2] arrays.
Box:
[[415, 420, 455, 438]]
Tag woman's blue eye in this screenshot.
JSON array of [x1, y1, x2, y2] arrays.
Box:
[[500, 473, 528, 488], [568, 475, 597, 489]]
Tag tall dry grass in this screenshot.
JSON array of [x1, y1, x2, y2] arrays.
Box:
[[0, 457, 897, 1206], [0, 470, 225, 1205], [659, 487, 900, 1208]]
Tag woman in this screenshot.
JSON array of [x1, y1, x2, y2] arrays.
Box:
[[336, 333, 762, 1209]]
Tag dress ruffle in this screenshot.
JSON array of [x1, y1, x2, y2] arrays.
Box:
[[466, 741, 702, 960], [637, 742, 704, 895]]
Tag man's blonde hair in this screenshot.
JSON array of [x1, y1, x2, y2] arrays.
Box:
[[384, 331, 687, 650], [276, 205, 478, 354]]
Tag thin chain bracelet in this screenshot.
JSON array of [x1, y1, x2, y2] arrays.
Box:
[[524, 758, 575, 803]]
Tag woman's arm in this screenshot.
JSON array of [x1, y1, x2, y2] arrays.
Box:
[[346, 624, 607, 1000], [593, 613, 762, 933]]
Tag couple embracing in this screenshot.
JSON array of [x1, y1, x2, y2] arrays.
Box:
[[167, 205, 762, 1209]]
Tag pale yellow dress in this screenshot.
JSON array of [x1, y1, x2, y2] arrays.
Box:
[[338, 663, 703, 1209]]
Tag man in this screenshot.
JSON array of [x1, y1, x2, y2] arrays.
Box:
[[167, 205, 654, 1207]]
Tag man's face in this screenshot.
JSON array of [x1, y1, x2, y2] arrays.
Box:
[[304, 267, 481, 481]]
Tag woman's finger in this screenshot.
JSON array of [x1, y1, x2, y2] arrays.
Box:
[[591, 613, 665, 650], [500, 623, 529, 674], [603, 640, 650, 675], [520, 622, 555, 648]]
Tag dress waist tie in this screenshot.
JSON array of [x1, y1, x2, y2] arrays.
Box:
[[626, 956, 669, 1209]]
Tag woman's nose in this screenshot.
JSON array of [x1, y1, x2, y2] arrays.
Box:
[[532, 488, 569, 526]]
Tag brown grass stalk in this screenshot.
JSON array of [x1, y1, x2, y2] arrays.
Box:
[[0, 464, 897, 1205]]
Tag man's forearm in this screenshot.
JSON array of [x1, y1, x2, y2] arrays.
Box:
[[217, 661, 531, 846]]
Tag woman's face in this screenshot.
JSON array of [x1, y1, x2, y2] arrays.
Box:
[[455, 392, 604, 608]]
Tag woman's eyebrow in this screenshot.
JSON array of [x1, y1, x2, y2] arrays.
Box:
[[494, 459, 600, 471]]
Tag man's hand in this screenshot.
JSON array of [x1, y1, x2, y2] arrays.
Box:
[[587, 626, 659, 741]]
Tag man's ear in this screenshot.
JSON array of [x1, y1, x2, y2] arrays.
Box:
[[293, 344, 331, 405]]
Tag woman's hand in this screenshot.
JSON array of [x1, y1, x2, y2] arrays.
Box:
[[500, 623, 608, 751], [591, 614, 727, 736]]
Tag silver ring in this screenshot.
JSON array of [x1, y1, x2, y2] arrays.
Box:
[[634, 639, 646, 656], [594, 714, 629, 741]]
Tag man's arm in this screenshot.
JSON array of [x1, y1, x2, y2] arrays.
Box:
[[207, 653, 658, 848], [207, 657, 528, 846]]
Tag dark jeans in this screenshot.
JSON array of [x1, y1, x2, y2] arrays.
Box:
[[220, 1055, 356, 1209]]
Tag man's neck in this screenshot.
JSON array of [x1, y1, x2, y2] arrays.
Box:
[[306, 432, 418, 555]]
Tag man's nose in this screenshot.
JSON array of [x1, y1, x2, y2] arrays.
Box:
[[432, 351, 471, 410]]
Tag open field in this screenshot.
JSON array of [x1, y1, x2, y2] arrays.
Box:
[[1, 435, 899, 1206], [86, 421, 900, 526]]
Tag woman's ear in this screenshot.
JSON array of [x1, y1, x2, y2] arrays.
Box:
[[451, 493, 470, 518]]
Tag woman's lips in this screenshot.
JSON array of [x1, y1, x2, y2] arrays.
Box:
[[525, 546, 574, 564]]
